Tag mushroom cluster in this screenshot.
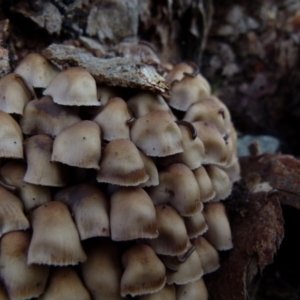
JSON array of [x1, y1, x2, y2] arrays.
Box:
[[0, 54, 239, 299]]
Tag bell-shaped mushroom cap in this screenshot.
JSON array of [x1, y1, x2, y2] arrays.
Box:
[[0, 187, 30, 237], [1, 161, 51, 212], [43, 67, 100, 106], [138, 150, 159, 187], [193, 121, 228, 166], [54, 183, 110, 240], [147, 205, 188, 256], [176, 278, 208, 300], [0, 231, 49, 300], [0, 110, 24, 159], [121, 244, 166, 297], [159, 122, 205, 170], [97, 85, 119, 106], [137, 284, 176, 300], [203, 202, 233, 251], [191, 236, 220, 274], [183, 96, 231, 135], [20, 96, 81, 137], [193, 166, 216, 203], [184, 210, 208, 239], [97, 139, 149, 186], [27, 201, 87, 265], [93, 97, 131, 141], [130, 110, 183, 157], [148, 163, 201, 216], [165, 63, 194, 84], [0, 73, 34, 115], [81, 239, 125, 300], [24, 134, 68, 187], [14, 53, 60, 88], [127, 92, 175, 119], [205, 165, 232, 202], [164, 242, 203, 285], [168, 74, 211, 111], [38, 267, 91, 300], [51, 121, 101, 170], [110, 187, 158, 241]]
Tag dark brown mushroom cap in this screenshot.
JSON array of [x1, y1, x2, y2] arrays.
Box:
[[130, 110, 183, 157], [20, 96, 81, 137], [0, 231, 49, 300], [14, 53, 60, 88]]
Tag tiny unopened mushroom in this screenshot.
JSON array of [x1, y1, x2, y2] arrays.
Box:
[[93, 97, 131, 141], [81, 239, 125, 300], [203, 202, 233, 251], [0, 161, 51, 212], [51, 121, 101, 170], [147, 205, 188, 256], [0, 187, 30, 237], [0, 73, 34, 115], [14, 53, 60, 88], [0, 110, 24, 159], [121, 244, 166, 297], [191, 236, 220, 274], [43, 67, 100, 106], [54, 183, 110, 240], [176, 278, 208, 300], [130, 110, 183, 157], [28, 201, 87, 265], [20, 96, 81, 137], [38, 267, 91, 300], [110, 187, 158, 241], [0, 231, 49, 300], [24, 134, 68, 186], [148, 163, 201, 216], [97, 139, 149, 186]]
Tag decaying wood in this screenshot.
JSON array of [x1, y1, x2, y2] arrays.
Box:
[[0, 19, 11, 76]]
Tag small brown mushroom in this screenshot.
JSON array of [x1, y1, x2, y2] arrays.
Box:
[[27, 201, 87, 266]]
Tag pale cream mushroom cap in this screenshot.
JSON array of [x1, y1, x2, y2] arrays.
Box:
[[81, 239, 126, 300], [130, 110, 183, 157], [15, 53, 60, 88], [221, 158, 241, 183], [51, 120, 101, 169], [97, 139, 149, 186], [165, 63, 194, 84], [97, 85, 119, 106], [205, 165, 232, 202], [192, 121, 228, 166], [24, 134, 68, 186], [55, 183, 110, 240], [0, 187, 30, 237], [203, 202, 233, 251], [27, 201, 87, 265], [184, 210, 208, 239], [127, 92, 175, 119], [20, 96, 81, 137], [0, 73, 34, 115], [43, 67, 100, 106], [0, 231, 49, 300], [121, 244, 166, 297], [0, 161, 51, 212], [38, 267, 91, 300], [148, 163, 201, 216], [0, 110, 24, 159], [147, 205, 189, 256], [137, 284, 176, 300], [193, 166, 216, 202], [110, 187, 158, 241], [138, 150, 159, 187], [93, 97, 131, 141], [176, 278, 208, 300], [191, 236, 220, 274]]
